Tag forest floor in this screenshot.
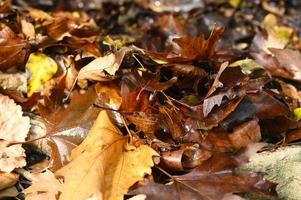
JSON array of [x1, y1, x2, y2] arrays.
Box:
[[1, 0, 301, 200]]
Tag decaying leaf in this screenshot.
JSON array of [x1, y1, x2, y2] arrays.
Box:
[[24, 170, 63, 200], [252, 14, 293, 53], [0, 23, 29, 70], [228, 119, 261, 150], [26, 53, 58, 96], [0, 72, 27, 94], [77, 48, 129, 87], [55, 111, 158, 200], [0, 94, 30, 172], [269, 48, 301, 81]]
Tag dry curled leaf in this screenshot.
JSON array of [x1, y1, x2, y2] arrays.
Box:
[[0, 94, 30, 172], [77, 48, 129, 87], [55, 111, 158, 200]]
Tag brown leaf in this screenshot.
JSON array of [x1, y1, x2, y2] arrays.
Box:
[[130, 172, 276, 200], [228, 119, 261, 150], [203, 89, 237, 117], [0, 23, 29, 70], [46, 11, 99, 40], [173, 27, 225, 61], [269, 48, 301, 81], [37, 88, 100, 170], [0, 172, 18, 190], [221, 91, 290, 129]]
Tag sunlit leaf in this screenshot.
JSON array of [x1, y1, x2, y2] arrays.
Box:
[[26, 53, 58, 97], [55, 111, 158, 200]]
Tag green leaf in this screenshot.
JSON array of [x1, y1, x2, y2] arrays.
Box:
[[26, 53, 58, 96], [229, 59, 263, 75]]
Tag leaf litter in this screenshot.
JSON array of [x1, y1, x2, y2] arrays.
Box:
[[0, 0, 301, 200]]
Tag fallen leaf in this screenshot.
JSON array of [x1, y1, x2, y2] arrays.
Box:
[[206, 61, 229, 98], [269, 48, 301, 81], [0, 187, 19, 199], [55, 111, 158, 200], [173, 26, 224, 61], [26, 53, 58, 97], [0, 94, 30, 172], [203, 89, 236, 117], [24, 170, 63, 200], [0, 71, 27, 94], [252, 14, 293, 53], [21, 19, 35, 40], [0, 23, 29, 70], [37, 88, 100, 170], [229, 59, 263, 75], [77, 48, 129, 87], [228, 119, 261, 150], [0, 172, 18, 190]]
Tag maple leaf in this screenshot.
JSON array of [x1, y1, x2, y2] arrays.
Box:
[[55, 111, 158, 200], [24, 170, 63, 200], [173, 26, 224, 61], [0, 94, 30, 172], [26, 53, 58, 96]]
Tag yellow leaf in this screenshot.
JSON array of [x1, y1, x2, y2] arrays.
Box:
[[260, 14, 293, 52], [55, 111, 158, 200], [229, 0, 246, 8], [26, 53, 58, 96]]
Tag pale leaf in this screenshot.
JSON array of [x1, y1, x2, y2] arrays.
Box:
[[24, 170, 63, 200], [0, 94, 30, 172], [77, 48, 128, 86]]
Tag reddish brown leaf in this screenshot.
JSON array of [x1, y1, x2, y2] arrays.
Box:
[[0, 23, 29, 70], [228, 119, 261, 150]]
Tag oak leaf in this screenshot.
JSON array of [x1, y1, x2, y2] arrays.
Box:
[[55, 111, 158, 200]]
